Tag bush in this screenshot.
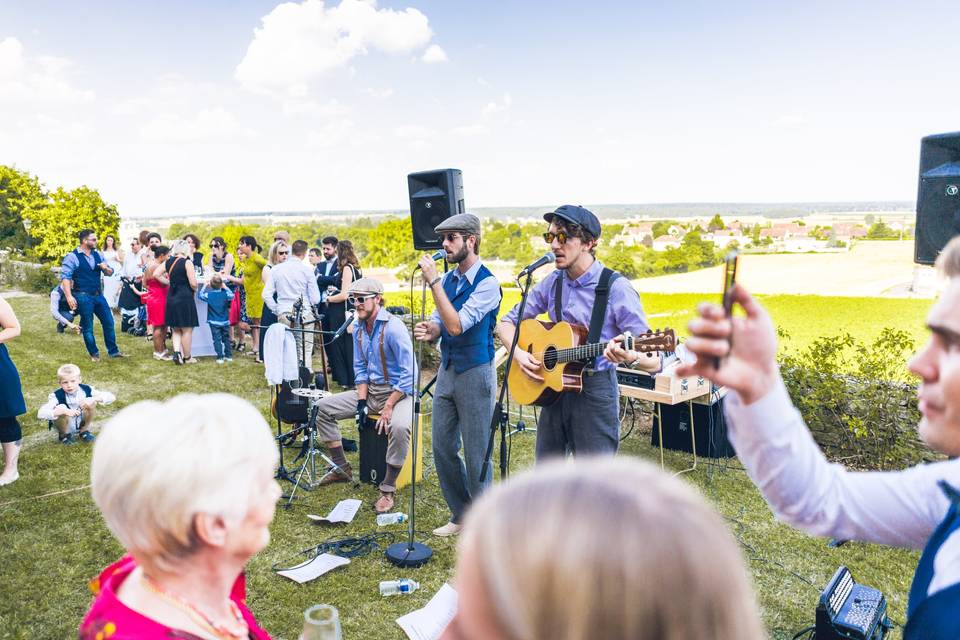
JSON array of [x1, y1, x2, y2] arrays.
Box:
[[779, 328, 933, 469], [0, 256, 59, 292]]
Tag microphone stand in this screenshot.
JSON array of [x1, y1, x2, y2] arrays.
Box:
[[480, 268, 534, 482], [386, 267, 434, 568]]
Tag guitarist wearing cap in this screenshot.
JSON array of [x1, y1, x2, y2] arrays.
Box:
[[497, 205, 661, 459]]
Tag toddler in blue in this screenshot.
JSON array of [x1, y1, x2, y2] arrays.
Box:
[[199, 274, 235, 363]]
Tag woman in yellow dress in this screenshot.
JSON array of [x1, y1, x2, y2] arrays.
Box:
[[237, 236, 267, 361]]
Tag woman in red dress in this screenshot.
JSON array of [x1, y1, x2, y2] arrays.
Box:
[[143, 245, 171, 360]]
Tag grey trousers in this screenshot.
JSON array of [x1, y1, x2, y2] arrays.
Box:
[[432, 363, 496, 524], [314, 382, 412, 470], [535, 367, 620, 459]]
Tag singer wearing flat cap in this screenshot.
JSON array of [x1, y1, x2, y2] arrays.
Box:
[[496, 205, 661, 459], [414, 213, 502, 537], [312, 277, 417, 514]]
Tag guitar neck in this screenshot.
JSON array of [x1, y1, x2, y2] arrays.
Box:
[[555, 341, 612, 364]]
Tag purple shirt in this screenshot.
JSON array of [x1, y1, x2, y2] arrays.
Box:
[[502, 259, 649, 371]]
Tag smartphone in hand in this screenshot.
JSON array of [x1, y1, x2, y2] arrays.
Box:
[[716, 251, 739, 368]]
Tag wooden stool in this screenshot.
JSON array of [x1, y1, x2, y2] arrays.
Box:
[[358, 413, 423, 490]]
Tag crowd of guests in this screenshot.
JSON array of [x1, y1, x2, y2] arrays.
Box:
[[50, 228, 359, 374]]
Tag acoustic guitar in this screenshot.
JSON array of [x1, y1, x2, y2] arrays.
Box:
[[508, 319, 676, 406]]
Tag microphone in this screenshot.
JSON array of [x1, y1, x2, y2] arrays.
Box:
[[331, 311, 355, 340], [518, 252, 556, 278], [414, 249, 446, 270]]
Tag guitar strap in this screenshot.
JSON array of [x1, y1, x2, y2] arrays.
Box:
[[587, 268, 619, 367], [553, 267, 620, 367]]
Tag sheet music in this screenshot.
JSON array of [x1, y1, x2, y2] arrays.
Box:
[[307, 498, 362, 524], [396, 583, 458, 640], [276, 553, 350, 584]]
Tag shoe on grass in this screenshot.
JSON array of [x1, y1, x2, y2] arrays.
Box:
[[318, 463, 353, 486], [225, 357, 234, 362], [172, 351, 182, 365], [90, 355, 100, 363], [432, 521, 462, 537], [216, 359, 224, 364], [59, 433, 78, 445], [184, 357, 198, 364], [78, 431, 96, 443], [153, 351, 172, 361]]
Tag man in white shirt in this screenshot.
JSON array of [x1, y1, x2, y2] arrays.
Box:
[[678, 236, 960, 639], [122, 238, 145, 279], [263, 239, 322, 370]]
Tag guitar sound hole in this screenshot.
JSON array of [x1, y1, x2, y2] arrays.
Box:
[[543, 346, 558, 370]]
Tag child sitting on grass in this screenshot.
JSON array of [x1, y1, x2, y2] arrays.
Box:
[[37, 363, 115, 445], [199, 273, 235, 364]]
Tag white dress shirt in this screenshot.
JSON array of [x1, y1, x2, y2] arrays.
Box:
[[262, 259, 322, 315], [725, 380, 960, 597], [38, 386, 116, 432]]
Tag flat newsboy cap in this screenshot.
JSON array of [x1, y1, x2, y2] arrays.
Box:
[[434, 213, 481, 237], [543, 204, 602, 238], [348, 277, 384, 295]]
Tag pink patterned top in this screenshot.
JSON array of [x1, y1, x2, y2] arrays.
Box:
[[79, 555, 271, 640]]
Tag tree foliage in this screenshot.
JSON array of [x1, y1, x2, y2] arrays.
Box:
[[30, 186, 120, 262], [0, 165, 47, 253]]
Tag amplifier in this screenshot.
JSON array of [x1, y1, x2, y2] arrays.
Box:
[[815, 566, 890, 639], [616, 368, 656, 390], [651, 395, 734, 458]]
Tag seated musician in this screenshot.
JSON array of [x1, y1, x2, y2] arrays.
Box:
[[312, 277, 417, 514], [496, 205, 661, 459], [678, 236, 960, 639]]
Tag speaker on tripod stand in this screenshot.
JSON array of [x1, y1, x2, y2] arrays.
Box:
[[408, 169, 464, 251], [915, 131, 960, 265]]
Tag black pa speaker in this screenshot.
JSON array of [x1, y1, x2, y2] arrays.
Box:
[[915, 131, 960, 265], [408, 168, 464, 251], [651, 396, 734, 458]]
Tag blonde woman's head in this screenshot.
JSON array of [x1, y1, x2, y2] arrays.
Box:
[[169, 239, 191, 258], [443, 457, 764, 640], [90, 394, 280, 573], [268, 241, 289, 266]]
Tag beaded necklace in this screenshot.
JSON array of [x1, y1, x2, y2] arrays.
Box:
[[140, 573, 249, 639]]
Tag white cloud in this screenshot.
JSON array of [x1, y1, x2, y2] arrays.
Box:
[[476, 76, 491, 88], [394, 123, 435, 140], [451, 123, 489, 137], [139, 107, 252, 142], [481, 92, 512, 117], [421, 44, 447, 64], [0, 37, 94, 105], [282, 97, 351, 117], [306, 118, 356, 148], [235, 0, 435, 96], [363, 86, 394, 99]]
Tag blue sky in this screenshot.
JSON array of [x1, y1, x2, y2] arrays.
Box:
[[1, 0, 958, 217]]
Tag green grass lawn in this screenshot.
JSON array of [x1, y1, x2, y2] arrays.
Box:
[[0, 292, 926, 639]]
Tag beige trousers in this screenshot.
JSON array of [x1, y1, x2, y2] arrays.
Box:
[[314, 382, 412, 467]]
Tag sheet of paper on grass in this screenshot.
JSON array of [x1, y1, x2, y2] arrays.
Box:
[[308, 498, 362, 524], [396, 583, 458, 640], [276, 553, 350, 584]]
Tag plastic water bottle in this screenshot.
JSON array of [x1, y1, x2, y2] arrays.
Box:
[[380, 579, 420, 596], [299, 604, 342, 640], [376, 512, 408, 526]]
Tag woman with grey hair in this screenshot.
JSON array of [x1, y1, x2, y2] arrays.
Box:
[[442, 457, 765, 640], [80, 393, 278, 639]]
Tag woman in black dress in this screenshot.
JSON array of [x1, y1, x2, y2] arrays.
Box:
[[163, 240, 199, 364], [324, 239, 361, 388], [0, 294, 26, 486]]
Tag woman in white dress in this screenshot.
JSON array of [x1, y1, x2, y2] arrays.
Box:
[[100, 234, 124, 311]]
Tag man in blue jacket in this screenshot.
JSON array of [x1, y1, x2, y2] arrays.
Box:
[[60, 229, 124, 362]]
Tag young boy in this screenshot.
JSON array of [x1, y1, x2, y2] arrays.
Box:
[[199, 273, 235, 364], [37, 363, 116, 444]]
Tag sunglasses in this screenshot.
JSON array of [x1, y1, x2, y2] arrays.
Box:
[[543, 231, 572, 244], [441, 233, 462, 242], [278, 251, 289, 255], [210, 244, 221, 249], [348, 294, 376, 305]]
